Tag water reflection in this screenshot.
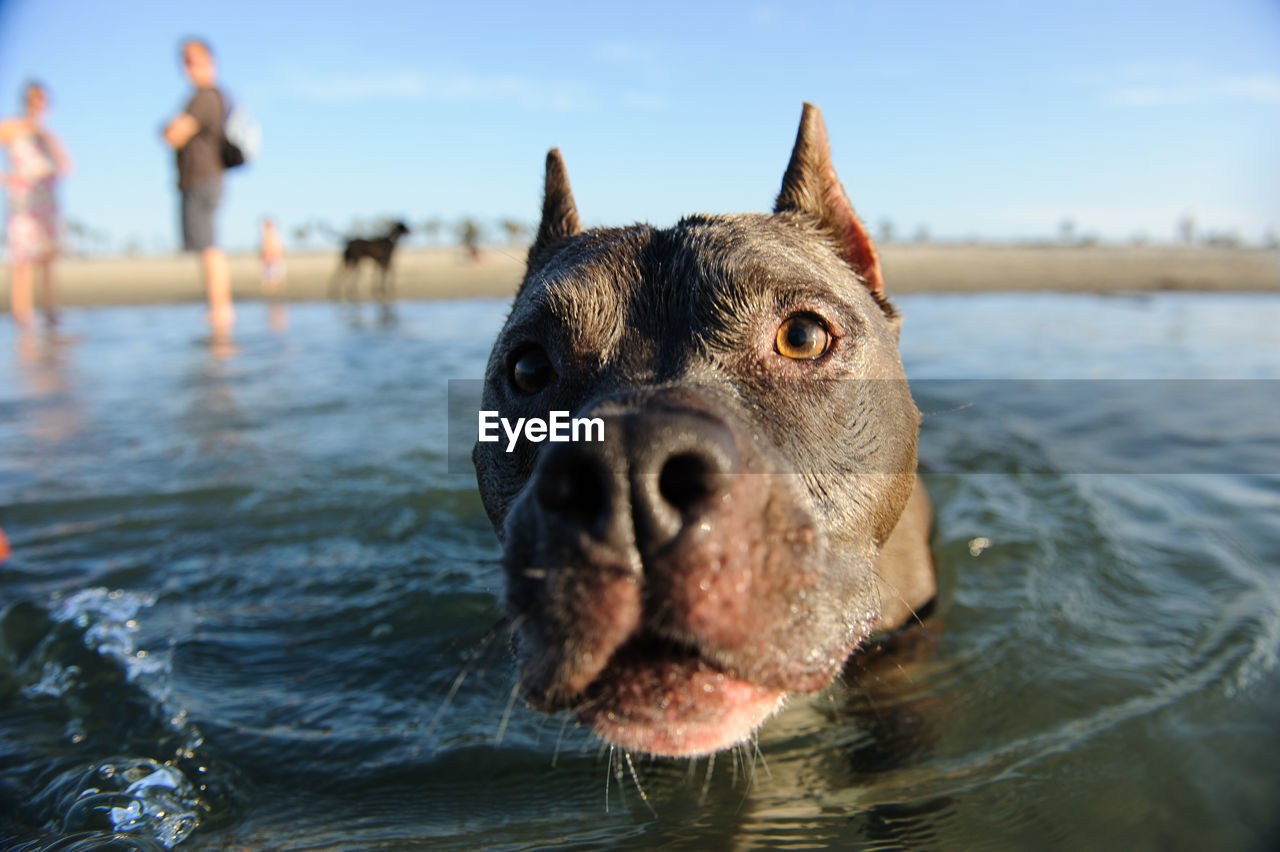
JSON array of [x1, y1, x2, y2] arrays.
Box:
[[268, 301, 289, 334], [206, 327, 238, 361], [182, 342, 247, 463], [13, 327, 83, 446], [337, 300, 399, 330]]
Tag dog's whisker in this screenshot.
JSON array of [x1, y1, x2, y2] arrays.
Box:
[[493, 678, 521, 747], [604, 745, 615, 814], [698, 751, 716, 806], [734, 742, 754, 813], [604, 741, 619, 808], [623, 750, 658, 817], [413, 538, 502, 565], [489, 245, 526, 265], [919, 401, 975, 419], [683, 755, 703, 786], [425, 670, 468, 746], [563, 684, 613, 719], [550, 712, 574, 767], [752, 732, 771, 782], [870, 567, 932, 632], [841, 658, 891, 724], [424, 616, 508, 745]]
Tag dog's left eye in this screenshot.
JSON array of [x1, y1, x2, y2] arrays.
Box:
[[509, 346, 556, 394], [775, 314, 832, 360]]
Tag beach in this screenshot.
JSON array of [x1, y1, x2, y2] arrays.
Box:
[[6, 244, 1278, 308]]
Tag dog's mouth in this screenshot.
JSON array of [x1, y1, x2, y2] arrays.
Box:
[[569, 634, 787, 757]]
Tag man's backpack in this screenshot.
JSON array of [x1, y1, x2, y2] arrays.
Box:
[[218, 91, 260, 169]]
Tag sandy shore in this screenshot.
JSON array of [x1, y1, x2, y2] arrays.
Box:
[[3, 244, 1278, 309]]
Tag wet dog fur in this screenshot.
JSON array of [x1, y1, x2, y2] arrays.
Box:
[[473, 104, 935, 758]]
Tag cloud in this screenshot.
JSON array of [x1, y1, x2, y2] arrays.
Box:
[[1104, 72, 1280, 107], [281, 68, 590, 111]]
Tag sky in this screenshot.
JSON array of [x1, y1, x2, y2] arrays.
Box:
[[1, 0, 1278, 253]]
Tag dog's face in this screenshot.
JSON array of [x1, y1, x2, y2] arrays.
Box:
[[473, 105, 919, 757]]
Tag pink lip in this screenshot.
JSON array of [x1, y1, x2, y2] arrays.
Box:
[[574, 651, 787, 757]]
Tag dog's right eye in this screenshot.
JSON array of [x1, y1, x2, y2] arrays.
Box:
[[509, 346, 556, 394], [775, 314, 832, 360]]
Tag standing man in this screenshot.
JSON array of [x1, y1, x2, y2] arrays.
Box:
[[162, 38, 233, 334]]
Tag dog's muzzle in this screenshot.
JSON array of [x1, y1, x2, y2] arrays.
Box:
[[500, 390, 872, 756]]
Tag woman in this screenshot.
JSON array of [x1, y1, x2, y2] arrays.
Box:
[[1, 81, 72, 328]]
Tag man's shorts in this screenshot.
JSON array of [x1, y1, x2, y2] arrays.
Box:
[[181, 178, 222, 252]]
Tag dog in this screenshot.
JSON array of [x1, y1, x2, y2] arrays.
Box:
[[473, 104, 935, 759], [328, 220, 410, 302]]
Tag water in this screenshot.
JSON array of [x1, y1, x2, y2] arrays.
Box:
[[1, 293, 1278, 850]]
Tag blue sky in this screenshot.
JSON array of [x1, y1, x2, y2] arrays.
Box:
[[1, 0, 1277, 253]]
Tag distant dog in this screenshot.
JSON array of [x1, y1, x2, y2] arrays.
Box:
[[473, 104, 935, 759], [329, 221, 410, 302]]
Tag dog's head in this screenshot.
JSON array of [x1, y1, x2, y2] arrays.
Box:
[[391, 221, 410, 238], [473, 104, 919, 757]]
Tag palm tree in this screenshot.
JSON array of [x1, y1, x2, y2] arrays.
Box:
[[500, 218, 526, 245], [418, 218, 443, 246], [456, 218, 483, 261]]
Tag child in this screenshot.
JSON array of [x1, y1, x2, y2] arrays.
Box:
[[259, 216, 286, 297]]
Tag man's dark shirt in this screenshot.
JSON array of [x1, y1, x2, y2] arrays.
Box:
[[176, 87, 223, 190]]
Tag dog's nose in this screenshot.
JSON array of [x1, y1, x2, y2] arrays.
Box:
[[535, 439, 619, 539], [628, 410, 738, 553], [532, 408, 739, 555]]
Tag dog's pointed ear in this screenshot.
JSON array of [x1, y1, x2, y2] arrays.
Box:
[[774, 103, 883, 294], [528, 148, 582, 271]]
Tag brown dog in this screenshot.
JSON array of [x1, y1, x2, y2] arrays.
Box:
[[473, 104, 934, 758]]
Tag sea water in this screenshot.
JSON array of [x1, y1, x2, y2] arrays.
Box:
[[1, 293, 1278, 850]]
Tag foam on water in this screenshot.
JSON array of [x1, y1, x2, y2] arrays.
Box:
[[6, 589, 216, 849], [53, 588, 165, 683]]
